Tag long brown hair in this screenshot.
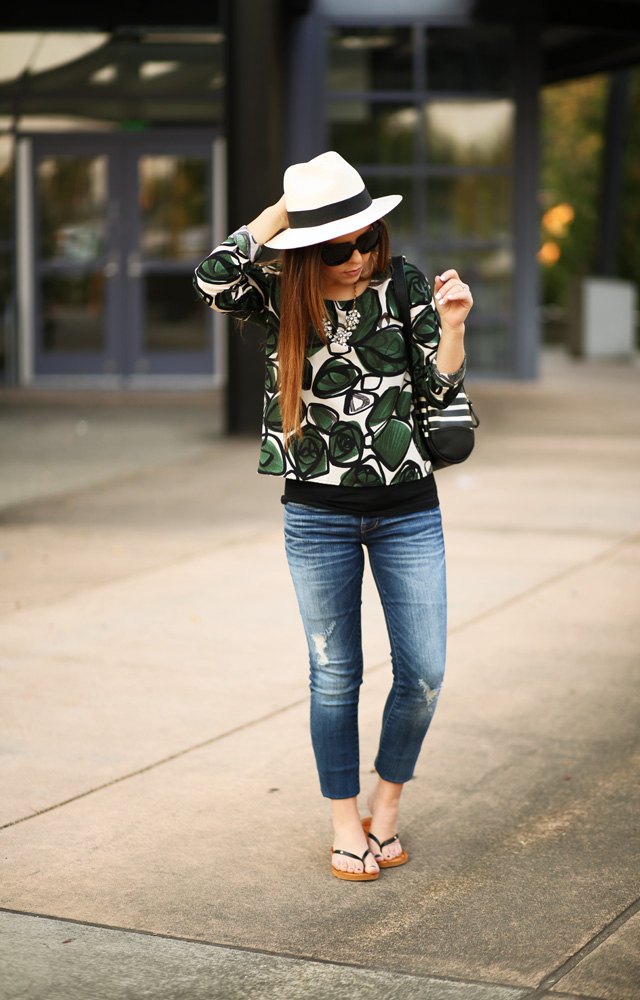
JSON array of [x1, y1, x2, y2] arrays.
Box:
[[278, 220, 390, 445]]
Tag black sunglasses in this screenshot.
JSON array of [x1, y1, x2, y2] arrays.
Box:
[[320, 223, 382, 266]]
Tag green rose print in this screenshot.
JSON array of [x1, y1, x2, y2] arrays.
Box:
[[307, 403, 339, 433], [404, 265, 438, 345], [264, 361, 278, 396], [328, 421, 365, 467], [352, 327, 406, 376], [366, 386, 401, 431], [290, 426, 329, 480], [259, 435, 286, 476], [263, 395, 283, 433], [265, 326, 278, 357], [391, 461, 423, 484], [340, 464, 385, 487], [397, 387, 412, 419], [372, 418, 412, 470], [313, 357, 361, 399]]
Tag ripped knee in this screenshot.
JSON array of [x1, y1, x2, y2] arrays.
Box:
[[310, 620, 336, 667], [418, 679, 442, 712]]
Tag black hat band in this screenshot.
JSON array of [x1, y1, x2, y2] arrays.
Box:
[[287, 188, 372, 229]]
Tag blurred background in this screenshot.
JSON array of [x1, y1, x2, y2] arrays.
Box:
[[0, 0, 638, 433]]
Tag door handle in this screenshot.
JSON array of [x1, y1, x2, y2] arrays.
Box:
[[127, 251, 143, 278]]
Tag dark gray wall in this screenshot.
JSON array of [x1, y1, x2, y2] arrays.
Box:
[[224, 0, 285, 434], [513, 16, 542, 378]]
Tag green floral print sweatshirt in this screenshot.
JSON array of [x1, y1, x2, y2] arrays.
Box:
[[194, 227, 466, 487]]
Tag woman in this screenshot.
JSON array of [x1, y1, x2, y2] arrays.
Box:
[[194, 151, 472, 881]]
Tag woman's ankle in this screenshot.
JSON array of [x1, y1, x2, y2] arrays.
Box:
[[369, 776, 404, 810], [330, 795, 362, 830]]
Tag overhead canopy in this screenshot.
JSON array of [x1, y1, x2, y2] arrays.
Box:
[[471, 0, 640, 83], [1, 0, 639, 88]]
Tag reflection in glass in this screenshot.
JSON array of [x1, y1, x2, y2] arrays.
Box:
[[328, 102, 416, 166], [144, 274, 207, 351], [364, 175, 414, 242], [0, 250, 12, 377], [426, 176, 512, 241], [15, 96, 223, 128], [37, 155, 107, 262], [139, 156, 208, 260], [90, 64, 118, 85], [139, 61, 179, 81], [0, 134, 14, 241], [328, 27, 413, 92], [424, 100, 514, 167], [425, 28, 513, 93], [0, 33, 109, 85], [41, 272, 104, 352]]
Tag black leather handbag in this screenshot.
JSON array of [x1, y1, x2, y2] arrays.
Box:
[[393, 255, 479, 470]]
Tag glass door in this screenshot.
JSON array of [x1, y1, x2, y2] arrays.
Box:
[[30, 131, 219, 381], [33, 136, 121, 376], [123, 136, 214, 377]]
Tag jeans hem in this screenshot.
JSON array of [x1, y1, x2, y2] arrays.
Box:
[[374, 758, 417, 786], [320, 781, 361, 800]]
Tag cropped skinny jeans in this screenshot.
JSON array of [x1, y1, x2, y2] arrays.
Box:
[[284, 503, 447, 800]]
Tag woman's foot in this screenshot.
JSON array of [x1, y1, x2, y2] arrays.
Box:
[[332, 817, 379, 876], [330, 797, 379, 877], [366, 778, 405, 864]]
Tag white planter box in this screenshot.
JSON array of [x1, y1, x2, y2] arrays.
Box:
[[569, 277, 637, 358]]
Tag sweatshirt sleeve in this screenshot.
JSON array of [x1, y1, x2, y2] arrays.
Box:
[[404, 262, 466, 409], [193, 226, 279, 324]]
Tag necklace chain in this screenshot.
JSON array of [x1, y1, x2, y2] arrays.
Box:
[[322, 284, 360, 346]]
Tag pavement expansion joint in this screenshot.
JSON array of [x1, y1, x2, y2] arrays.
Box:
[[0, 652, 391, 832], [448, 526, 640, 638], [0, 524, 279, 622], [0, 908, 540, 999], [519, 893, 640, 999], [0, 693, 311, 830]]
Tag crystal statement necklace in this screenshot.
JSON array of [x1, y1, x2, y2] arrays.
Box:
[[322, 284, 360, 346]]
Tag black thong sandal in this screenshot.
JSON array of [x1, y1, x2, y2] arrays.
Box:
[[362, 817, 409, 868], [330, 846, 379, 881]]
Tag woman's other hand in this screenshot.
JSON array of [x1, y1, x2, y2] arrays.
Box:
[[434, 269, 473, 333], [433, 269, 472, 374]]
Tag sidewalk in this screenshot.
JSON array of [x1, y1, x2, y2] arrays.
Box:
[[1, 350, 639, 1000]]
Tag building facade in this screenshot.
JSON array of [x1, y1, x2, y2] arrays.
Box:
[[0, 0, 637, 428]]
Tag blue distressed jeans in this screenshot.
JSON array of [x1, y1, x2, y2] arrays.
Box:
[[284, 503, 447, 799]]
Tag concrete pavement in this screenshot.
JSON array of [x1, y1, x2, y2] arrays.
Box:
[[0, 349, 639, 1000]]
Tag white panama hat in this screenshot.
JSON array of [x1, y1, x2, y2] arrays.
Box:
[[264, 151, 402, 250]]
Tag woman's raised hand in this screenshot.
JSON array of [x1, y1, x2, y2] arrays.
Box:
[[434, 269, 473, 332], [275, 193, 289, 231], [247, 195, 289, 247]]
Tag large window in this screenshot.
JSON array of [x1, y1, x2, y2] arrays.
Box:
[[327, 23, 515, 373]]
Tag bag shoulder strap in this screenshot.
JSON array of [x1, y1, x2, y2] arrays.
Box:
[[391, 255, 411, 346]]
